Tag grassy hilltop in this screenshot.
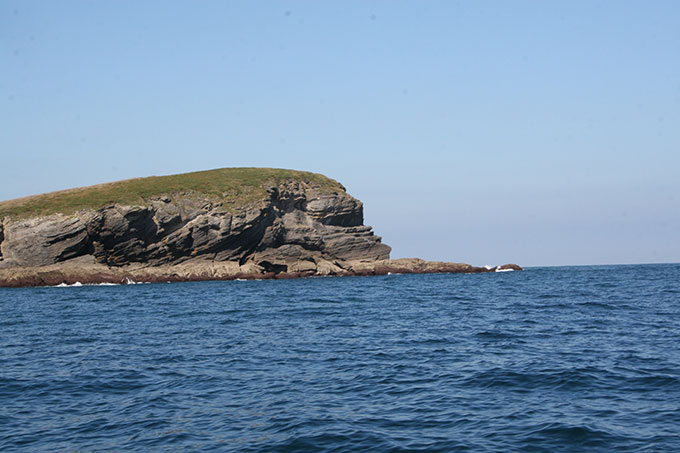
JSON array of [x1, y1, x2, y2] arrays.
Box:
[[0, 168, 344, 219]]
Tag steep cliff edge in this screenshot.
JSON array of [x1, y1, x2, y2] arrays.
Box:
[[0, 168, 520, 287]]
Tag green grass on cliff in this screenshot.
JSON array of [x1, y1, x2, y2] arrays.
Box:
[[0, 168, 345, 219]]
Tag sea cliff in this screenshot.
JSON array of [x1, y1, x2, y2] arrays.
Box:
[[0, 168, 520, 287]]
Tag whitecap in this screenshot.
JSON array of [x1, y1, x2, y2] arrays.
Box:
[[55, 281, 83, 287]]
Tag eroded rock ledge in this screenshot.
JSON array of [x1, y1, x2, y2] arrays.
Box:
[[0, 172, 521, 287], [0, 259, 522, 288]]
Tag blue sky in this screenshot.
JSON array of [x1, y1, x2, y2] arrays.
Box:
[[2, 1, 679, 266]]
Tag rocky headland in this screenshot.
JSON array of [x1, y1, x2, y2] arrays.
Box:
[[0, 168, 520, 287]]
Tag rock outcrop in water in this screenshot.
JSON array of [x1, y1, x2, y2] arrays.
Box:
[[0, 168, 520, 287]]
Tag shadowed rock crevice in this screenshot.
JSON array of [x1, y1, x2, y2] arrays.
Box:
[[258, 260, 288, 274]]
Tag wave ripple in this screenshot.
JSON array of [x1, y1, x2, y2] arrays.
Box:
[[2, 264, 680, 451]]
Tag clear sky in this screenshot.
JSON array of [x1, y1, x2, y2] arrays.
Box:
[[2, 1, 679, 266]]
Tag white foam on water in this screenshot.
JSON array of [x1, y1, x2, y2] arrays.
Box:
[[484, 265, 494, 270], [123, 279, 151, 284], [52, 281, 122, 287], [54, 282, 83, 287], [48, 277, 149, 287], [495, 268, 514, 272]]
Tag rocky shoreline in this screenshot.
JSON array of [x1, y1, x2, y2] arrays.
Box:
[[0, 258, 522, 288], [0, 169, 521, 288]]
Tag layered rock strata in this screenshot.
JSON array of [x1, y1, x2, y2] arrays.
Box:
[[0, 176, 520, 287], [0, 259, 522, 288]]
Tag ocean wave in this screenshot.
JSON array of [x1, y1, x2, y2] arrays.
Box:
[[56, 282, 83, 287], [3, 263, 680, 452], [53, 281, 119, 287]]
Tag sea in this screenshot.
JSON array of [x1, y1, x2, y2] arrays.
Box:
[[1, 264, 679, 452]]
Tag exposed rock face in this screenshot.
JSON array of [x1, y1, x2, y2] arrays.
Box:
[[0, 258, 524, 288], [0, 176, 522, 287], [0, 180, 390, 276], [1, 216, 90, 267]]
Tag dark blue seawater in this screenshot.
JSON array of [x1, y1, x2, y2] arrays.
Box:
[[1, 264, 680, 452]]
